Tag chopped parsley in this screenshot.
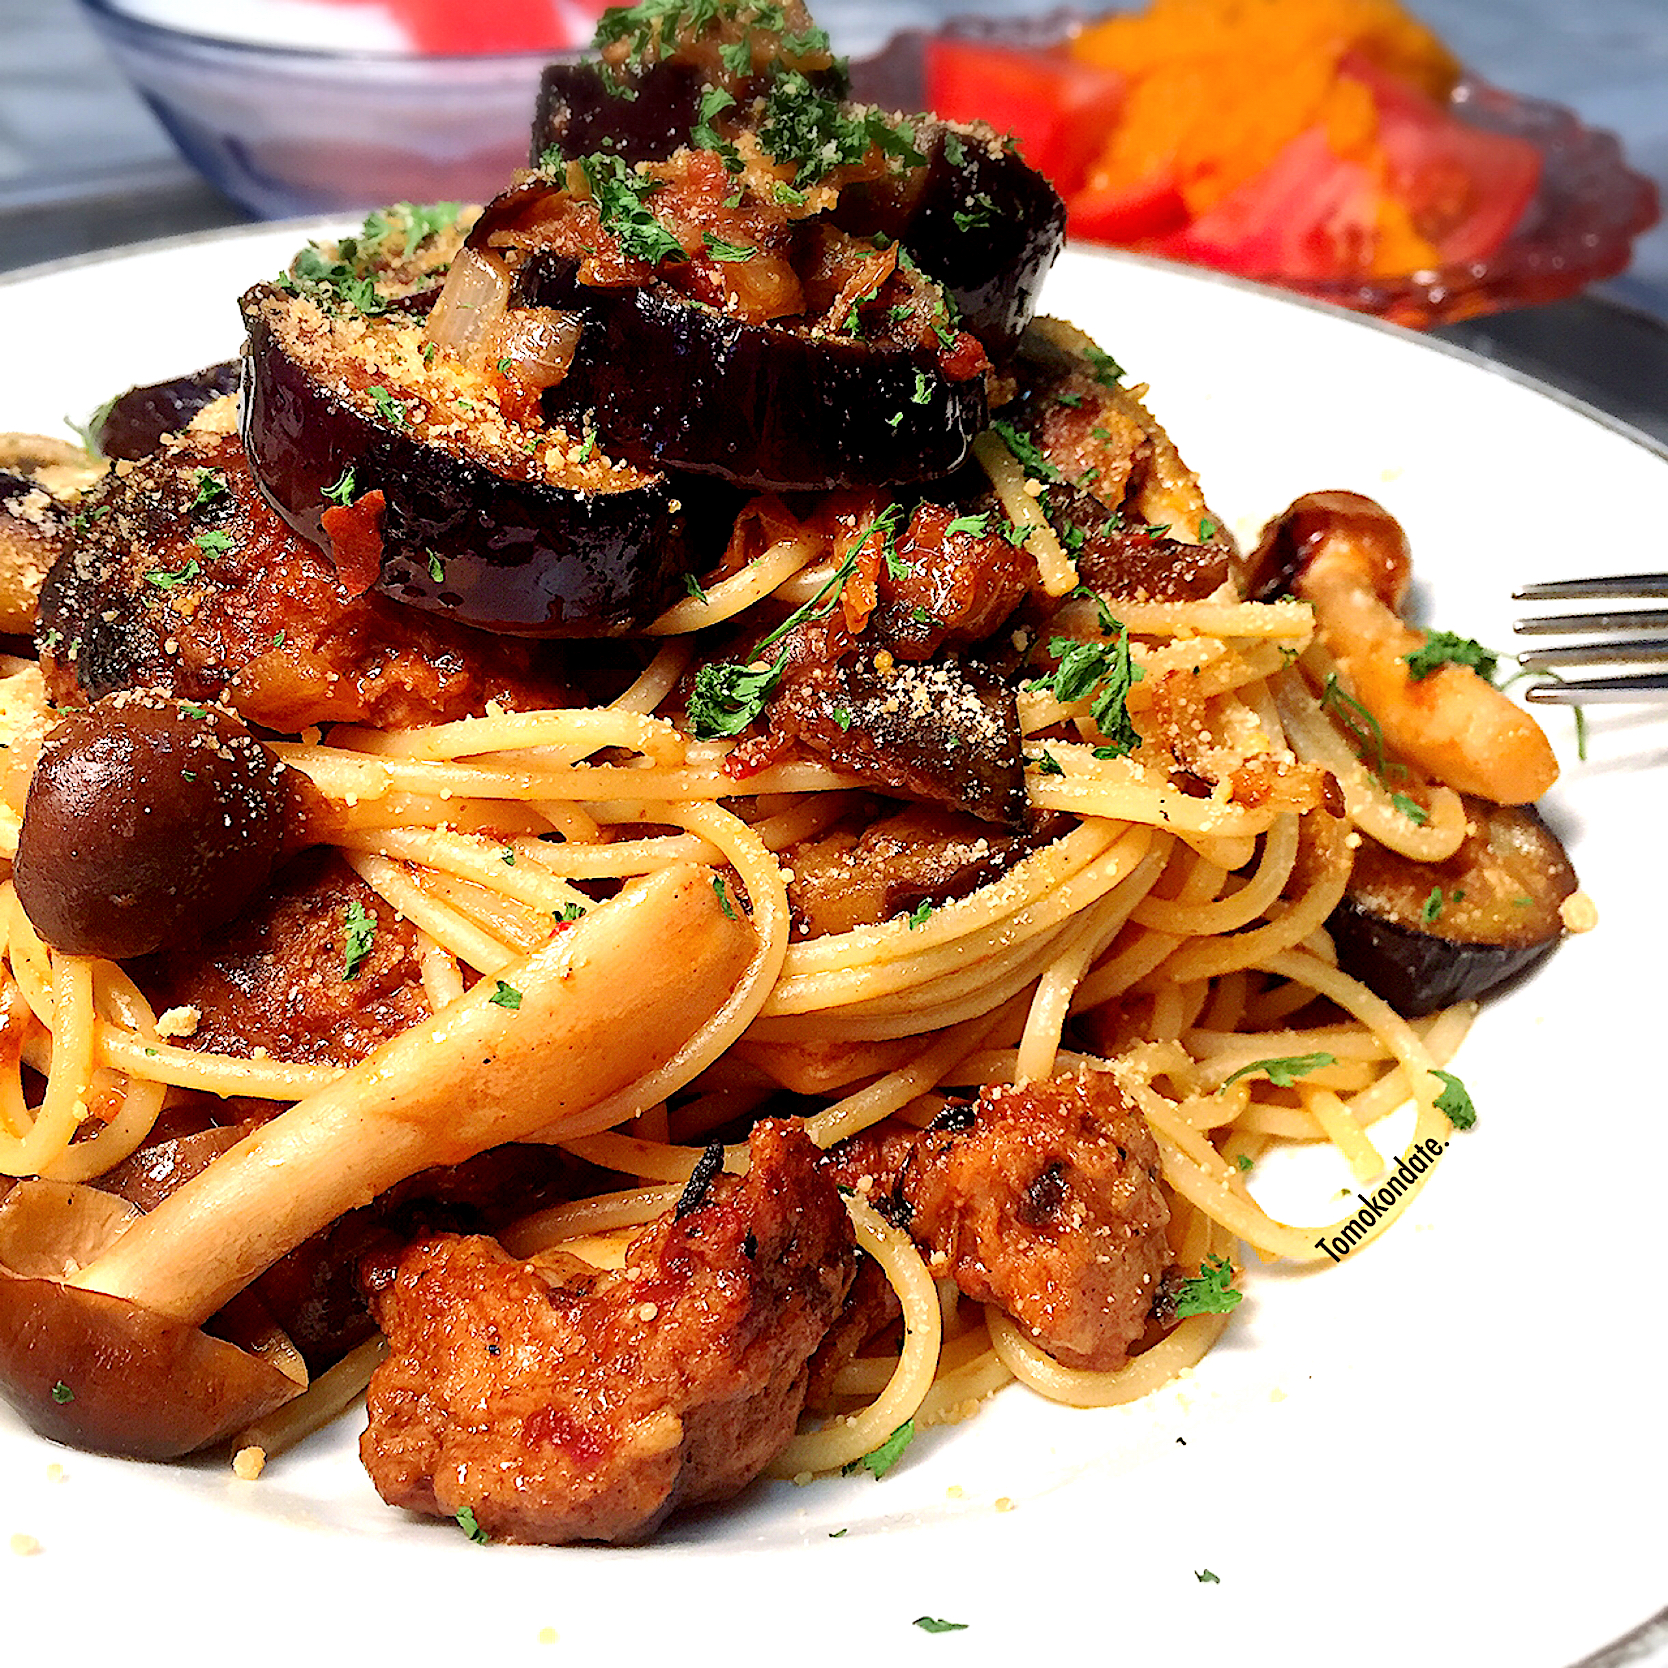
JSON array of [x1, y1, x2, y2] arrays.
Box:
[[682, 571, 710, 603], [942, 133, 967, 166], [578, 153, 685, 266], [1033, 624, 1144, 759], [1170, 1255, 1243, 1317], [359, 200, 461, 260], [692, 85, 743, 169], [1220, 1052, 1336, 1091], [828, 1528, 848, 1539], [913, 1618, 968, 1634], [831, 704, 853, 730], [1320, 673, 1397, 782], [277, 243, 390, 316], [189, 468, 230, 513], [1234, 1153, 1254, 1173], [192, 530, 232, 555], [1198, 515, 1218, 540], [1404, 629, 1498, 684], [906, 901, 934, 930], [702, 229, 757, 262], [952, 192, 996, 233], [322, 466, 357, 507], [687, 652, 789, 739], [990, 418, 1062, 483], [688, 503, 905, 738], [843, 1418, 914, 1479], [368, 385, 410, 428], [1085, 345, 1124, 386], [489, 980, 524, 1011], [65, 395, 117, 458], [945, 511, 990, 536], [455, 1506, 490, 1545], [500, 847, 516, 866], [712, 875, 739, 919], [341, 899, 377, 979], [50, 1382, 74, 1404], [1391, 791, 1429, 826], [911, 368, 933, 406], [146, 557, 201, 589], [755, 69, 924, 186], [1196, 1569, 1220, 1585], [1431, 1069, 1476, 1130], [555, 901, 587, 923], [1421, 886, 1445, 924], [426, 551, 446, 584], [1032, 748, 1065, 777], [179, 701, 209, 720]]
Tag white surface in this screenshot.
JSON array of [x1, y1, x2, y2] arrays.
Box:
[[0, 228, 1664, 1666]]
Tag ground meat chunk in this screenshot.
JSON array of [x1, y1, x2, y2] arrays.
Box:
[[822, 1073, 1172, 1372], [144, 848, 428, 1067], [903, 1072, 1171, 1371], [35, 420, 566, 731], [360, 1118, 856, 1544]]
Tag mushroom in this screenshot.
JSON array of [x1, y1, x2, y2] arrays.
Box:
[[0, 863, 754, 1456]]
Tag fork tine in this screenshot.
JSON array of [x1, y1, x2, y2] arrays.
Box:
[[1514, 607, 1668, 636], [1518, 637, 1668, 668], [1525, 673, 1668, 701], [1525, 672, 1668, 703], [1514, 572, 1668, 601]]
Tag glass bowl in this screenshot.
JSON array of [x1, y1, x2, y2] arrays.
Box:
[[76, 0, 573, 218], [851, 14, 1662, 329]]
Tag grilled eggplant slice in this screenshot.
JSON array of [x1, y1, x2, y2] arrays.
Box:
[[239, 282, 732, 635], [1329, 798, 1578, 1016], [830, 125, 1064, 358], [524, 250, 986, 491], [96, 363, 241, 462]]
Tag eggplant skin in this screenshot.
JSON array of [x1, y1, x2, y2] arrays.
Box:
[[96, 362, 240, 461], [239, 288, 729, 637], [524, 255, 987, 493], [834, 128, 1066, 360], [1328, 800, 1577, 1017]]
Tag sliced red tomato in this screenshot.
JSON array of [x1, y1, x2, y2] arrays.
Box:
[[924, 38, 1126, 196], [1148, 126, 1382, 279], [359, 0, 597, 53], [1066, 175, 1190, 244], [1342, 55, 1542, 264]]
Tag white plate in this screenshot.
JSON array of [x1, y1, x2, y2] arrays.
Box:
[[0, 228, 1664, 1666]]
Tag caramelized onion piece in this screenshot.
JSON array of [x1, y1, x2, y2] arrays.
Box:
[[424, 246, 511, 363]]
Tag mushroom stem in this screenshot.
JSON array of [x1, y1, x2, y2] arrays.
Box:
[[68, 864, 753, 1326]]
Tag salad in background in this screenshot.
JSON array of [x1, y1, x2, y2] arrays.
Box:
[[922, 0, 1655, 310]]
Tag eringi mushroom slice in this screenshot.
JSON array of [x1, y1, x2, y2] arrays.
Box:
[[0, 864, 754, 1455]]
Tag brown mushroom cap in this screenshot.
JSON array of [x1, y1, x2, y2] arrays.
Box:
[[0, 1182, 304, 1459], [13, 691, 299, 959]]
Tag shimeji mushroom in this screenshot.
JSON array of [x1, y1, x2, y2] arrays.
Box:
[[0, 862, 754, 1456]]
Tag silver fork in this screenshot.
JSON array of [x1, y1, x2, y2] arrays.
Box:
[[1513, 573, 1668, 702]]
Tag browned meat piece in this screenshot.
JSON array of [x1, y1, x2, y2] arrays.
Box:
[[804, 1253, 902, 1412], [361, 1118, 856, 1544], [35, 420, 567, 732], [144, 848, 428, 1067], [817, 1119, 918, 1206], [785, 802, 1068, 938], [822, 1073, 1171, 1372], [903, 1074, 1170, 1371]]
